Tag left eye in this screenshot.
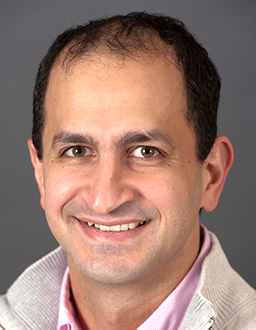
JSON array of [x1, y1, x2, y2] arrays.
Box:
[[130, 146, 159, 158], [64, 146, 92, 157]]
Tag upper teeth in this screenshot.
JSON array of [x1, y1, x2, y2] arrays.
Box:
[[87, 221, 145, 232]]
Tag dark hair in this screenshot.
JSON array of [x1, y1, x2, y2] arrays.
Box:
[[32, 12, 220, 161]]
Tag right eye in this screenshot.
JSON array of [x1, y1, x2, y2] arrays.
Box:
[[64, 146, 93, 157]]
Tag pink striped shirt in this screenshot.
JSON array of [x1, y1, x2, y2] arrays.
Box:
[[58, 225, 211, 330]]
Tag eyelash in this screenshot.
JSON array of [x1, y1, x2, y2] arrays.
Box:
[[62, 146, 93, 157], [61, 145, 163, 159], [128, 146, 161, 159]]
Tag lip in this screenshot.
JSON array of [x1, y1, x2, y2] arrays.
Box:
[[76, 218, 150, 243], [74, 216, 148, 227]]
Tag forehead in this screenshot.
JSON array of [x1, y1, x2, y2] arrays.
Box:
[[46, 54, 187, 124], [43, 54, 197, 158]]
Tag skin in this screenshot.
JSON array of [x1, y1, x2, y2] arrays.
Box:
[[28, 54, 233, 330]]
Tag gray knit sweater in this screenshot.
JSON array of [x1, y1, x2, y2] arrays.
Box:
[[0, 233, 255, 329]]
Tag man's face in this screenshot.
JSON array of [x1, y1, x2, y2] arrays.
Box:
[[31, 55, 207, 285]]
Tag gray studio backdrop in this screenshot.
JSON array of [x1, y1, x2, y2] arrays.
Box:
[[0, 1, 255, 294]]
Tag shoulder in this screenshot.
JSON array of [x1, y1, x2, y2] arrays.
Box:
[[0, 247, 67, 330], [201, 232, 256, 329]]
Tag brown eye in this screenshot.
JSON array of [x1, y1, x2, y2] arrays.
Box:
[[141, 147, 156, 157], [72, 146, 86, 157], [65, 146, 90, 157], [130, 146, 159, 158]]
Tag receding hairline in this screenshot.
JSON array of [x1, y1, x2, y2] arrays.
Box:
[[51, 25, 182, 75], [33, 13, 220, 162], [43, 39, 190, 156]]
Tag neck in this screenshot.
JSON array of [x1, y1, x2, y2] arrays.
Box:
[[67, 242, 200, 330], [71, 276, 170, 330]]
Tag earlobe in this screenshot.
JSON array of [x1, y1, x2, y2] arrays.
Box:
[[201, 136, 234, 212], [27, 139, 45, 210]]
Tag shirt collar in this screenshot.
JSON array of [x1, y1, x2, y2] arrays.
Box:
[[57, 267, 82, 330], [137, 224, 211, 329], [57, 225, 211, 330]]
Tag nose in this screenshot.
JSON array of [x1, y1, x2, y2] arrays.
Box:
[[85, 158, 135, 215]]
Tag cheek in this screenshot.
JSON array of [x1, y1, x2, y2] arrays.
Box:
[[141, 171, 179, 205], [43, 167, 83, 216], [42, 167, 87, 247], [142, 169, 202, 220]]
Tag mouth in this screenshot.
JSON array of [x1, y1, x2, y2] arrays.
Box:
[[86, 221, 146, 232]]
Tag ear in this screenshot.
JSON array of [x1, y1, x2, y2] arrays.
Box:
[[27, 139, 45, 210], [201, 136, 234, 212]]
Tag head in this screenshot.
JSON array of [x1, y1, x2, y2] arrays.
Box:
[[28, 12, 233, 287], [32, 11, 220, 162]]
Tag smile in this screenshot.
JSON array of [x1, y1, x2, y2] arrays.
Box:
[[87, 221, 146, 232]]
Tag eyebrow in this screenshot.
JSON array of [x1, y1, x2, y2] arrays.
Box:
[[51, 129, 175, 151], [51, 132, 99, 150], [116, 130, 175, 149]]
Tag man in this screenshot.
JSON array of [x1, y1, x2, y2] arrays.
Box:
[[0, 12, 255, 330]]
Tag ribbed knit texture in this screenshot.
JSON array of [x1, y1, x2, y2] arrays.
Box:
[[0, 233, 255, 329], [179, 234, 256, 329], [0, 247, 67, 330]]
